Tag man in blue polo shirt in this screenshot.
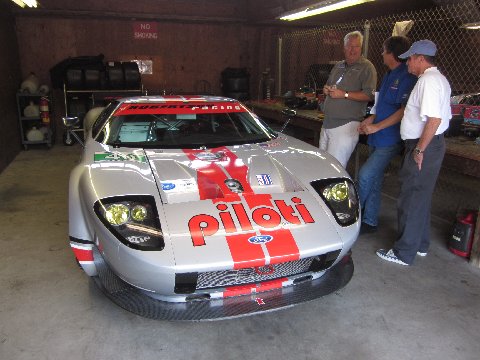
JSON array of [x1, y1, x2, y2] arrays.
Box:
[[358, 36, 417, 234]]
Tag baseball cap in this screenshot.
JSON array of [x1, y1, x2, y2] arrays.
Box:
[[399, 39, 437, 59]]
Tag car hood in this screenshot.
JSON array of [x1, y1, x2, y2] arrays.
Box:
[[85, 135, 352, 271]]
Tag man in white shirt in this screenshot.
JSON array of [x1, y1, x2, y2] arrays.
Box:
[[376, 39, 452, 266]]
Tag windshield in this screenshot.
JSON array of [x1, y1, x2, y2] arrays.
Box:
[[98, 105, 276, 148]]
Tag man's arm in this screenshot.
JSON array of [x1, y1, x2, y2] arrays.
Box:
[[328, 88, 373, 101], [413, 117, 442, 170], [363, 107, 405, 135]]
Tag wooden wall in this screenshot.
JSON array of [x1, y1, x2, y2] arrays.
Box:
[[0, 2, 22, 173], [15, 18, 258, 94]]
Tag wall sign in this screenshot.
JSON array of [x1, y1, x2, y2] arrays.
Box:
[[133, 22, 158, 40]]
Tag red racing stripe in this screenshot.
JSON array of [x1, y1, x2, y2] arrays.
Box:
[[261, 228, 300, 264], [225, 232, 266, 270], [244, 195, 301, 266], [71, 246, 93, 262], [183, 148, 232, 200]]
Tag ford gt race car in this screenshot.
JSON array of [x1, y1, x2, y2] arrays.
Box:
[[68, 95, 360, 320]]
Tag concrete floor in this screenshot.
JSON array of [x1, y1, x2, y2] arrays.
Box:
[[1, 145, 480, 360]]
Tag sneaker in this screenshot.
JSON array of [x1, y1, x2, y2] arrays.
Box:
[[376, 249, 409, 266], [417, 251, 427, 257], [360, 222, 377, 235]]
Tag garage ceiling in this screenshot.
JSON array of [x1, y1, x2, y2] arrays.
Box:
[[9, 0, 465, 25]]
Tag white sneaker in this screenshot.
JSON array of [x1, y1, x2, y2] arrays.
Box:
[[417, 251, 427, 257], [376, 249, 409, 266]]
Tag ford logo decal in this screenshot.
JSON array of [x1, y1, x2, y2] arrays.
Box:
[[248, 235, 273, 244], [162, 182, 176, 191]]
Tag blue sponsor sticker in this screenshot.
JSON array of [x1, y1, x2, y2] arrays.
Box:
[[162, 182, 176, 191], [248, 235, 273, 244], [256, 174, 273, 185]]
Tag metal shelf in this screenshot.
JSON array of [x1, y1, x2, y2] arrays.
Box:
[[16, 92, 55, 150]]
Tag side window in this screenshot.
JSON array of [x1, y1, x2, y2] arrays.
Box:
[[92, 102, 118, 140]]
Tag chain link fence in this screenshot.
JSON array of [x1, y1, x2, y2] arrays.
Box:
[[275, 0, 480, 221]]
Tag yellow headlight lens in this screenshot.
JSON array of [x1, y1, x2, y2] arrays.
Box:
[[131, 205, 147, 221], [105, 204, 129, 225], [323, 182, 349, 202]]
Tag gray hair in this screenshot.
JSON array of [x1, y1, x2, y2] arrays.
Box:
[[344, 31, 363, 47]]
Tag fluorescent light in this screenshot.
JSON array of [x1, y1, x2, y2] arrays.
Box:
[[10, 0, 38, 8], [279, 0, 375, 21], [461, 22, 480, 30]]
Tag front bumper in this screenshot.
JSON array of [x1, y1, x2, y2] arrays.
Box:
[[93, 253, 354, 321]]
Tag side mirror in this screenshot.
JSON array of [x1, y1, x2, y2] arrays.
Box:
[[63, 116, 79, 129], [62, 116, 84, 147]]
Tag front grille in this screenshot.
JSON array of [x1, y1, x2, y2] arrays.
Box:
[[196, 257, 315, 290]]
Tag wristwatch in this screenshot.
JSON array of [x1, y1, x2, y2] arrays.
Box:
[[344, 92, 349, 99], [414, 147, 424, 155]]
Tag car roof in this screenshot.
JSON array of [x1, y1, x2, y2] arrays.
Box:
[[117, 95, 240, 105]]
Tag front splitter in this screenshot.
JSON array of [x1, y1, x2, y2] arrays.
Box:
[[93, 255, 354, 321]]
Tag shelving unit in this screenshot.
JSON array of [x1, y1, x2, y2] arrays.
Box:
[[16, 92, 55, 150], [62, 84, 144, 145]]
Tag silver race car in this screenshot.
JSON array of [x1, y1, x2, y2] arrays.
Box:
[[68, 95, 360, 320]]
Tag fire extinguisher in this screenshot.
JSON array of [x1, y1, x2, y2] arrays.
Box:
[[39, 96, 50, 125], [448, 211, 477, 258]]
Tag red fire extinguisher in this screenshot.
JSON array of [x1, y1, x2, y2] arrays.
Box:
[[448, 211, 477, 258], [39, 96, 50, 125]]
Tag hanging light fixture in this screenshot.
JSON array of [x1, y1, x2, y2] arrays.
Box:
[[279, 0, 375, 21], [10, 0, 38, 8]]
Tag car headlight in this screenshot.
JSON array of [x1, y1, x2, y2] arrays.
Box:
[[94, 195, 165, 250], [311, 178, 359, 227]]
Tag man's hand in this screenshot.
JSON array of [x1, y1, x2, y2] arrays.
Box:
[[413, 151, 423, 170], [362, 123, 380, 135], [328, 88, 346, 99], [323, 85, 331, 96], [358, 115, 375, 134]]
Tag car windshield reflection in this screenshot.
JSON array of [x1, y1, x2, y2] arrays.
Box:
[[101, 111, 276, 148]]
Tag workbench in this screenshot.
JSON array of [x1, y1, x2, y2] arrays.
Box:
[[248, 100, 480, 178]]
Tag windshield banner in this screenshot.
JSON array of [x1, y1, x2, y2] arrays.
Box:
[[114, 103, 247, 116]]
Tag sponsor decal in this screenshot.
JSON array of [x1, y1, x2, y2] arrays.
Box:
[[256, 174, 273, 185], [188, 196, 315, 247], [255, 298, 265, 305], [94, 151, 146, 163], [126, 235, 151, 244], [162, 183, 176, 191], [248, 235, 273, 244], [114, 103, 246, 116], [161, 179, 196, 192]]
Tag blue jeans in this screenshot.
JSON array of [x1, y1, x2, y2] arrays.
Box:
[[358, 143, 403, 226]]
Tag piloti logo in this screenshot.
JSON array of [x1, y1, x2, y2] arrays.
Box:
[[188, 197, 315, 246]]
